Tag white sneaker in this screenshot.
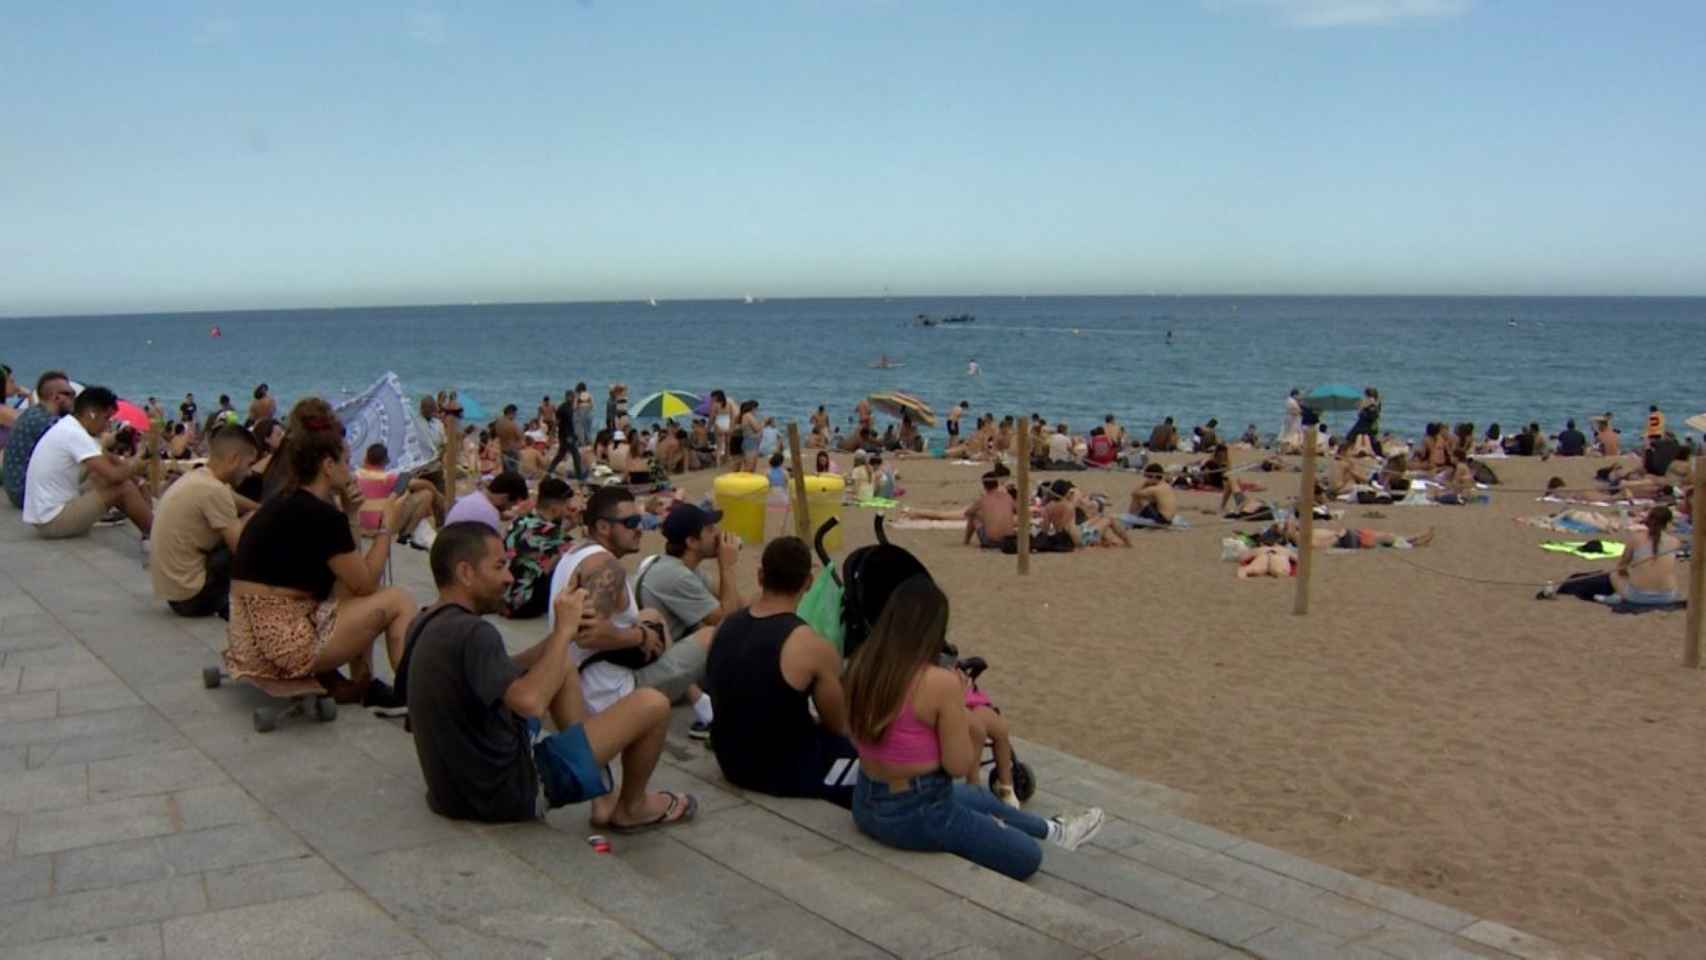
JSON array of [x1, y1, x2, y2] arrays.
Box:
[[1050, 808, 1105, 851], [993, 783, 1022, 810], [412, 520, 437, 549]]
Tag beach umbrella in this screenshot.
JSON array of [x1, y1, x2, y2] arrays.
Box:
[[1302, 383, 1362, 413], [112, 400, 151, 432], [631, 390, 701, 422], [1686, 413, 1706, 434], [455, 395, 488, 422], [334, 373, 437, 475], [867, 391, 937, 427]]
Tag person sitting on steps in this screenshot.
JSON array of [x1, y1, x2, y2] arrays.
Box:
[[844, 575, 1105, 882], [704, 536, 860, 807], [405, 522, 695, 831], [223, 398, 417, 706], [151, 425, 259, 620]]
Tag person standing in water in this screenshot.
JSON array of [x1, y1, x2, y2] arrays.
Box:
[[966, 359, 980, 377]]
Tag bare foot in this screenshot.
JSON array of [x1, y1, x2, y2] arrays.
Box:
[[1411, 528, 1435, 548]]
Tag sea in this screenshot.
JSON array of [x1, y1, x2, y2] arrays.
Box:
[[4, 296, 1701, 443]]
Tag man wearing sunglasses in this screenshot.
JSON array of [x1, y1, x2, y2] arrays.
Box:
[[545, 485, 711, 716]]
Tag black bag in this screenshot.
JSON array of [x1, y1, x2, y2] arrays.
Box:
[[580, 558, 664, 672]]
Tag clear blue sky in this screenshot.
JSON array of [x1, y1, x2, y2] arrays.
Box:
[[5, 1, 1703, 315]]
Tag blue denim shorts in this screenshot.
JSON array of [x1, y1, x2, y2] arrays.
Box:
[[526, 717, 611, 813]]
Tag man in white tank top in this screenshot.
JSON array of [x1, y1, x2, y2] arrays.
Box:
[[547, 485, 712, 714]]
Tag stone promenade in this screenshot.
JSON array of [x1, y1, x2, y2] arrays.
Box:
[[0, 512, 1592, 958]]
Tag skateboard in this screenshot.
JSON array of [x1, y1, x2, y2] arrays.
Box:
[[201, 666, 337, 733]]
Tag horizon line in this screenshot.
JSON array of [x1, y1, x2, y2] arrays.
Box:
[[7, 290, 1706, 322]]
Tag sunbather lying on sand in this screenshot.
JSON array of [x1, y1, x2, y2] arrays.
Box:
[[1277, 519, 1434, 550], [1236, 544, 1296, 578]]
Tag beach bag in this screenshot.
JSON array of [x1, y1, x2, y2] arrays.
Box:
[[581, 559, 665, 672], [797, 566, 846, 655], [1470, 460, 1500, 485]]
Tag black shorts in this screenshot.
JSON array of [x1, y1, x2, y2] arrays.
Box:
[[728, 434, 744, 455], [717, 731, 860, 809], [947, 421, 960, 438]]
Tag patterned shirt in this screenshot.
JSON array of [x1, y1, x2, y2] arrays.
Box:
[[503, 512, 572, 613], [3, 405, 61, 509]]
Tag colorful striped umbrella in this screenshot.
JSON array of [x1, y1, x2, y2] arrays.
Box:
[[868, 391, 937, 427]]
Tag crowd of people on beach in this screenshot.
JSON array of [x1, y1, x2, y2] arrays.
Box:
[[0, 360, 1696, 879]]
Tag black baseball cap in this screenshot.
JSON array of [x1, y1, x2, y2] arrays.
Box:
[[662, 503, 723, 544]]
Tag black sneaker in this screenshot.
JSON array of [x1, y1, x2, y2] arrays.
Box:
[[362, 678, 404, 710]]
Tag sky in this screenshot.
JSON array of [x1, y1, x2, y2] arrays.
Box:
[[3, 0, 1704, 315]]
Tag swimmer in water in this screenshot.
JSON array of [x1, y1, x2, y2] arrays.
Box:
[[967, 359, 980, 377]]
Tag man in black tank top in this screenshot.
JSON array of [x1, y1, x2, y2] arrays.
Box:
[[703, 537, 860, 808]]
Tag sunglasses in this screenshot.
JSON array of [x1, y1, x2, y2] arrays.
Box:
[[598, 514, 644, 530]]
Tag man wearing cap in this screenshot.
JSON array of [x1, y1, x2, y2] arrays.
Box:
[[634, 503, 740, 736]]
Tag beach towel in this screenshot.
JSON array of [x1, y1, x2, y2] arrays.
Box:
[[853, 496, 901, 509], [888, 518, 964, 530], [797, 566, 846, 654], [334, 372, 437, 475], [1540, 540, 1626, 560], [1609, 600, 1688, 615]]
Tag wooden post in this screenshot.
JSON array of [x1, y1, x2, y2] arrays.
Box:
[[1685, 453, 1706, 668], [786, 422, 812, 543], [145, 422, 163, 502], [1292, 428, 1317, 615], [441, 412, 460, 502], [1015, 421, 1030, 576]]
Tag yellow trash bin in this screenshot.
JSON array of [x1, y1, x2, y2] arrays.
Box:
[[713, 472, 770, 544], [794, 474, 846, 552]]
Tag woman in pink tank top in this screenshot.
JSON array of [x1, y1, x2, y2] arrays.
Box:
[[356, 443, 443, 549], [842, 576, 1104, 881]]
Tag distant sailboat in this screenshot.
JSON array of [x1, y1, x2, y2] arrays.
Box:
[[743, 293, 755, 304], [648, 298, 658, 307]]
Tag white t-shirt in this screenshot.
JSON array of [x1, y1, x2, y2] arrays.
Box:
[[1047, 432, 1072, 462], [23, 416, 104, 524], [548, 542, 640, 714]]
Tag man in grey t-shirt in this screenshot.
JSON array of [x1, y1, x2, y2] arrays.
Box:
[[635, 504, 742, 737]]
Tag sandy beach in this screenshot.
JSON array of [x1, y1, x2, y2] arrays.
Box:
[[654, 449, 1701, 960]]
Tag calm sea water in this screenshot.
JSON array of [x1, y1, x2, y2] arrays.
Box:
[[4, 296, 1701, 442]]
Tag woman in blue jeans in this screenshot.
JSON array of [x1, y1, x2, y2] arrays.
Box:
[[842, 575, 1104, 881]]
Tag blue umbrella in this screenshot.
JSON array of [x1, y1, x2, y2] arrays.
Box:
[[454, 394, 489, 422], [1303, 383, 1362, 413]]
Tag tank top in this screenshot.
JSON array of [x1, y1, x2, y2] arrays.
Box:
[[1646, 411, 1664, 438], [549, 543, 638, 668], [854, 674, 941, 767], [355, 470, 397, 532], [704, 609, 816, 786]]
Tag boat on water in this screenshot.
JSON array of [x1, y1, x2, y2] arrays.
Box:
[[870, 354, 904, 369], [941, 314, 975, 324], [915, 314, 938, 327]]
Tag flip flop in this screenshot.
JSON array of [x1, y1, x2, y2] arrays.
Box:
[[608, 791, 698, 835]]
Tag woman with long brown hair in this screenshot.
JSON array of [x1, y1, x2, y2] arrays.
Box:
[[224, 399, 418, 702], [1539, 506, 1683, 605], [842, 575, 1104, 881]]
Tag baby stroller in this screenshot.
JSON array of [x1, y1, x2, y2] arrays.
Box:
[[813, 515, 1038, 803]]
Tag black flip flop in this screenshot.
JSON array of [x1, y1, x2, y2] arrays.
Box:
[[608, 791, 698, 835]]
